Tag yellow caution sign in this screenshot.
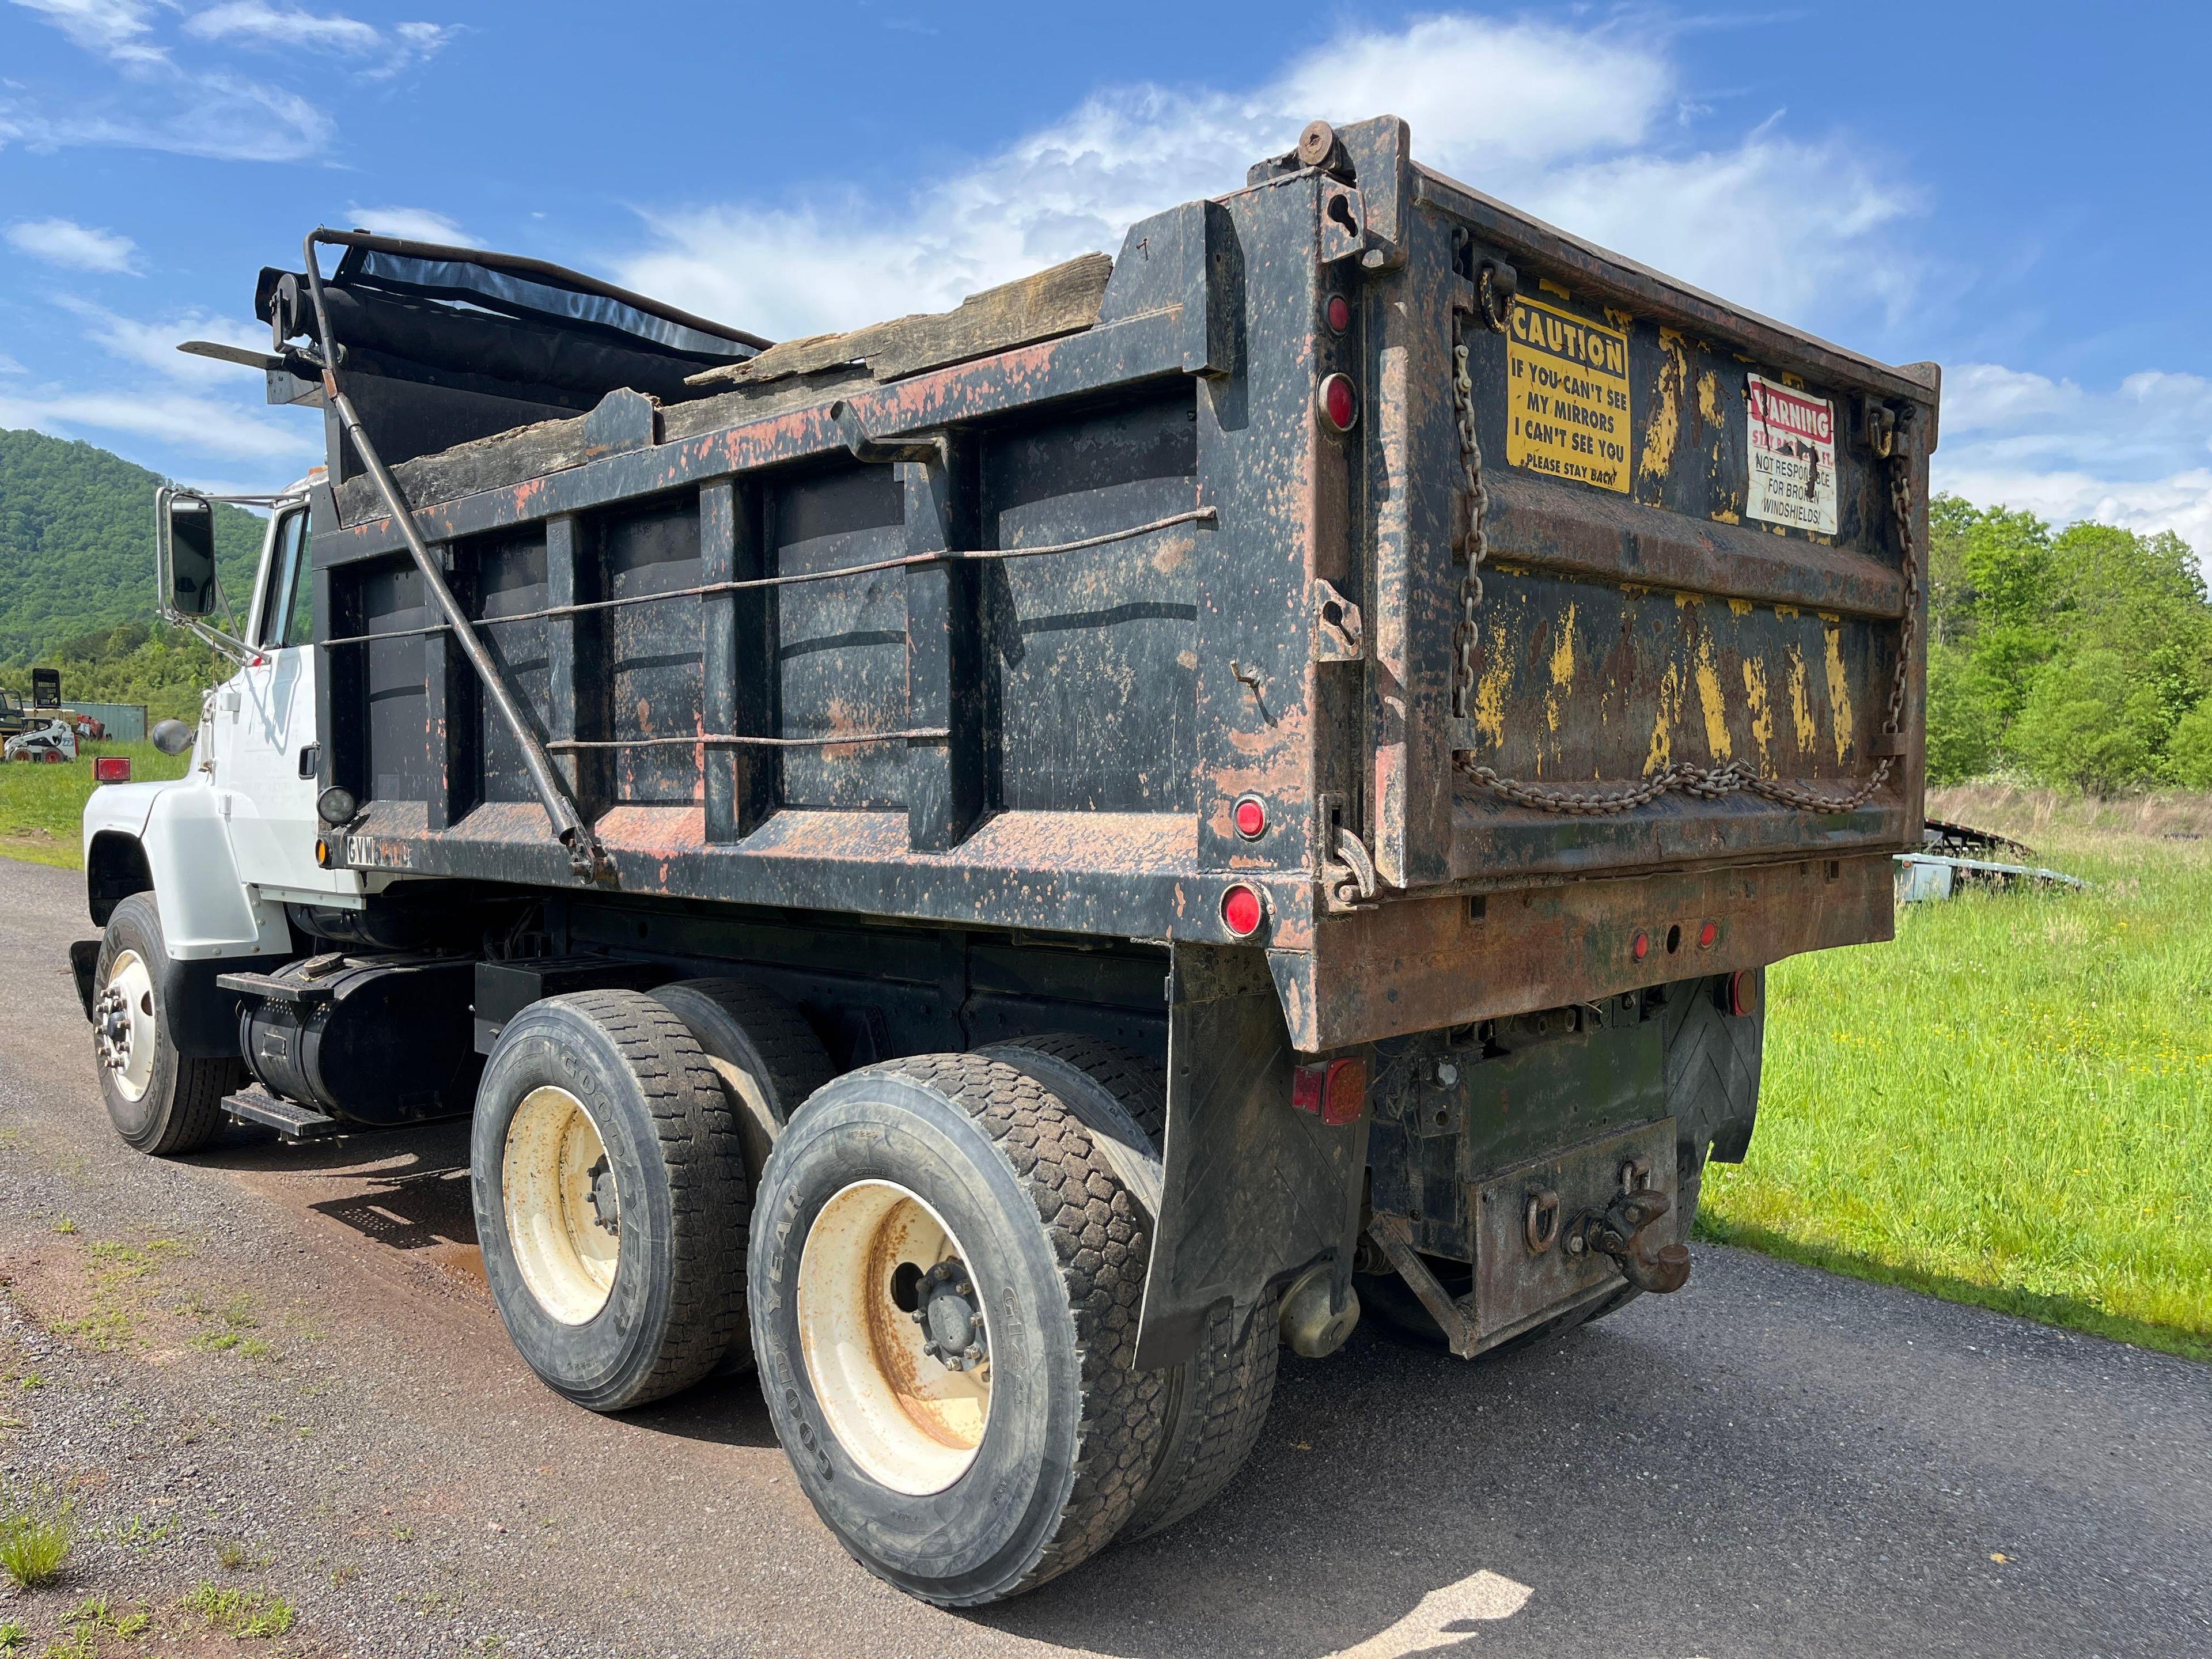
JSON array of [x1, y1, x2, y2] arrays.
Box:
[[1505, 296, 1631, 493]]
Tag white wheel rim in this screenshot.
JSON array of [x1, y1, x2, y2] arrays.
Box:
[[96, 950, 158, 1103], [797, 1180, 992, 1496], [502, 1087, 620, 1324]]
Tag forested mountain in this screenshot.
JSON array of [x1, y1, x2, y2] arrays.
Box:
[[0, 427, 263, 662], [0, 427, 269, 718]]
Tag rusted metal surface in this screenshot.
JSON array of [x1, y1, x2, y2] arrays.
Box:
[[1274, 854, 1891, 1052], [290, 113, 1930, 1054]]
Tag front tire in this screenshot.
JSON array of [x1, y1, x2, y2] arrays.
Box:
[[92, 893, 241, 1157], [472, 991, 747, 1412], [748, 1054, 1166, 1605]]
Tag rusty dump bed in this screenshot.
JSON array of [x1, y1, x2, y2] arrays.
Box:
[[305, 117, 1931, 1054]]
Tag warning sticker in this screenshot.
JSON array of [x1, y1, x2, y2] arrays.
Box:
[[1745, 374, 1837, 535], [1505, 295, 1631, 493]]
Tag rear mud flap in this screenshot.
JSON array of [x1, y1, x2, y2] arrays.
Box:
[[1133, 943, 1369, 1370]]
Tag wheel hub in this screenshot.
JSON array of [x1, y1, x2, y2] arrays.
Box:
[[796, 1179, 993, 1496], [914, 1259, 987, 1372], [95, 950, 158, 1103]]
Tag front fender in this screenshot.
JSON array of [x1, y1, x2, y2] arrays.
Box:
[[138, 781, 290, 960]]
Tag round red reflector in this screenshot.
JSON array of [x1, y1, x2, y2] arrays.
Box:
[[1318, 372, 1358, 433], [1699, 919, 1719, 949], [1631, 930, 1650, 961], [1232, 795, 1267, 839], [1325, 293, 1351, 334], [1222, 884, 1264, 937]]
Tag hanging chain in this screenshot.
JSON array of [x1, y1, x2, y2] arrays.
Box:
[[1448, 327, 1921, 817], [1449, 304, 1488, 719]]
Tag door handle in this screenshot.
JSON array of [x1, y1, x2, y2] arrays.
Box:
[[297, 743, 320, 779]]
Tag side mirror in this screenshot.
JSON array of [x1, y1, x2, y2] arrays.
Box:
[[150, 719, 197, 757], [164, 495, 218, 617]]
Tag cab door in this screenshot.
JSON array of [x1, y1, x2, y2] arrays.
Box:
[[215, 503, 350, 898]]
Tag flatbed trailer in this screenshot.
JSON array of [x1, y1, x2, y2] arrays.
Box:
[[81, 115, 1931, 1604]]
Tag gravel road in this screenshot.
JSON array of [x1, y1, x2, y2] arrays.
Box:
[[0, 855, 2205, 1659]]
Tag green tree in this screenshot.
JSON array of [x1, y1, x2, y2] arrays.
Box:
[[2010, 649, 2156, 793]]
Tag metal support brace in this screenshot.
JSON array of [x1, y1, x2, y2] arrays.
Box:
[[301, 227, 613, 883]]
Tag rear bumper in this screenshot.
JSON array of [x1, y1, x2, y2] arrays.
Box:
[[1272, 851, 1891, 1051]]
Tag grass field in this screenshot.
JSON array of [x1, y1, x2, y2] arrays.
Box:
[[1700, 784, 2212, 1362], [0, 741, 190, 869]]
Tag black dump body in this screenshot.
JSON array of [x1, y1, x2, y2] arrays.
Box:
[[252, 114, 1935, 1363], [288, 117, 1931, 1056]]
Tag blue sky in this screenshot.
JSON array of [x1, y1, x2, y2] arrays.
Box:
[[4, 1, 2210, 547]]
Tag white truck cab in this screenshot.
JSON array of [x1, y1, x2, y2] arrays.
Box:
[[83, 471, 368, 965]]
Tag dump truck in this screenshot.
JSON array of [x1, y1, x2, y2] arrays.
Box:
[[75, 115, 1934, 1605]]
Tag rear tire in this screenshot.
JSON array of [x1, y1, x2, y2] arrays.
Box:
[[649, 978, 834, 1376], [472, 990, 747, 1412], [92, 893, 241, 1157], [983, 1035, 1279, 1544], [748, 1052, 1166, 1604]]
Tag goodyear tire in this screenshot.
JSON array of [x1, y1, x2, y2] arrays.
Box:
[[92, 893, 243, 1157], [472, 990, 747, 1412], [983, 1035, 1279, 1543], [650, 978, 834, 1376], [748, 1053, 1166, 1605]]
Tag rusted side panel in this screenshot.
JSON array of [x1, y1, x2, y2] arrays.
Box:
[[1271, 854, 1891, 1051]]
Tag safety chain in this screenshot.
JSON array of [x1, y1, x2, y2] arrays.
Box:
[[1448, 304, 1488, 719], [1449, 334, 1921, 818]]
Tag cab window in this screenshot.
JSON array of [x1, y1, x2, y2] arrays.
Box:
[[257, 510, 315, 649]]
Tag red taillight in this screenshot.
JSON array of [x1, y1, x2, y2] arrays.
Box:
[[1221, 884, 1265, 938], [1292, 1055, 1368, 1126], [1729, 969, 1760, 1018], [1317, 372, 1358, 433], [1325, 293, 1351, 334], [92, 756, 131, 784], [1699, 919, 1719, 949], [1631, 930, 1650, 961], [1232, 794, 1267, 839]]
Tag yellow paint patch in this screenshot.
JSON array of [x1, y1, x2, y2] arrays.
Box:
[[1644, 660, 1683, 775], [1710, 507, 1740, 524], [1639, 331, 1687, 482], [1785, 644, 1816, 755], [1472, 620, 1512, 751], [1694, 631, 1732, 760], [1774, 604, 1799, 618], [1728, 599, 1754, 616], [1742, 656, 1774, 768], [1823, 623, 1855, 763], [1544, 603, 1577, 734], [1696, 369, 1722, 426], [1539, 276, 1573, 300]]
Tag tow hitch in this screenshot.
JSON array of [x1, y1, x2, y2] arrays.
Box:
[[1564, 1185, 1691, 1294]]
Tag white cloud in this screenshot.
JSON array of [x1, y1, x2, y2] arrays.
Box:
[[1934, 362, 2212, 553], [10, 0, 165, 65], [55, 296, 270, 383], [181, 3, 456, 77], [617, 17, 1919, 346], [0, 353, 25, 374], [0, 384, 319, 463], [6, 216, 138, 272], [340, 204, 474, 245], [3, 0, 448, 161]]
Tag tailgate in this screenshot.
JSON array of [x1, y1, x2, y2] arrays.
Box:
[[1383, 169, 1933, 889]]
